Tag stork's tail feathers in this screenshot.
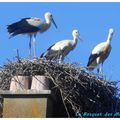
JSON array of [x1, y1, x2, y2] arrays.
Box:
[[8, 32, 18, 39], [87, 60, 94, 71], [40, 51, 48, 59], [7, 21, 21, 32], [40, 51, 54, 60], [40, 52, 45, 58], [87, 62, 90, 68], [86, 66, 94, 71], [7, 22, 21, 38]]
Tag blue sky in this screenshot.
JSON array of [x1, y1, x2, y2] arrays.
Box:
[[0, 2, 120, 87]]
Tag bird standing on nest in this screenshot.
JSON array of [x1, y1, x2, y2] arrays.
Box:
[[87, 28, 114, 74], [40, 29, 83, 63], [7, 12, 57, 58]]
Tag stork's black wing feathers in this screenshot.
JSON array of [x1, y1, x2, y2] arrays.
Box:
[[7, 17, 40, 38], [87, 51, 103, 67], [47, 43, 56, 51], [21, 17, 31, 21], [87, 54, 98, 67], [7, 18, 30, 33], [40, 43, 56, 58], [40, 52, 45, 58]]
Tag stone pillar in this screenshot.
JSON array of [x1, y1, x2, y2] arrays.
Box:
[[10, 76, 32, 92], [31, 76, 50, 90]]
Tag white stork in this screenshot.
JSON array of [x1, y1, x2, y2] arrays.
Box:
[[7, 12, 57, 58], [40, 29, 82, 63], [87, 28, 114, 74]]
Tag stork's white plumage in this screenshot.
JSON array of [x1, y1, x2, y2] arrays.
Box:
[[40, 29, 82, 63], [87, 28, 114, 74], [7, 12, 57, 58]]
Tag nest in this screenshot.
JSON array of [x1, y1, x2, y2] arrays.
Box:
[[0, 58, 120, 117]]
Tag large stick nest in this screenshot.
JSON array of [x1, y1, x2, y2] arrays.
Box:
[[0, 58, 120, 117]]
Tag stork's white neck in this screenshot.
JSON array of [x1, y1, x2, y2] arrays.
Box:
[[106, 32, 113, 44], [46, 18, 51, 24], [73, 36, 78, 46]]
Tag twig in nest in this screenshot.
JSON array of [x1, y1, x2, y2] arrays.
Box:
[[59, 89, 70, 117]]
